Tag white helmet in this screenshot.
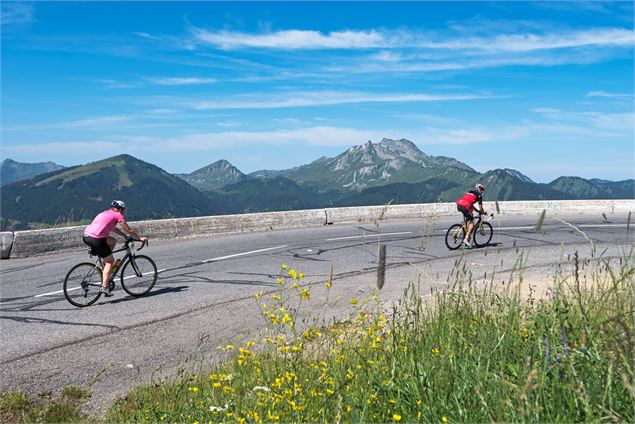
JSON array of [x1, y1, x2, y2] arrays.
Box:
[[475, 183, 486, 192], [111, 200, 126, 210]]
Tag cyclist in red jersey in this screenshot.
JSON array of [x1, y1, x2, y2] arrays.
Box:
[[455, 183, 487, 248]]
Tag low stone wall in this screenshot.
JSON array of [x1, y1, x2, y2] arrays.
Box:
[[3, 199, 633, 259]]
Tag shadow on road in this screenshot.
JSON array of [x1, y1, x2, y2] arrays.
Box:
[[105, 285, 189, 305]]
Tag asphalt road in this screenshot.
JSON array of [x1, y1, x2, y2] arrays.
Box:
[[1, 210, 633, 414]]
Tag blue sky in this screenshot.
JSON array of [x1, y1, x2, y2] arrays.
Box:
[[1, 1, 633, 182]]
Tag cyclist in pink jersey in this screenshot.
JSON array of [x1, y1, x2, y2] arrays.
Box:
[[455, 183, 487, 248], [83, 200, 147, 296]]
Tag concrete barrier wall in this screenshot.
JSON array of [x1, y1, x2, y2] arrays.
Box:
[[4, 199, 634, 259]]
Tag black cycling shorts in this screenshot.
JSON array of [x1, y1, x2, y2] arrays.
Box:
[[457, 205, 474, 221], [83, 235, 112, 258]]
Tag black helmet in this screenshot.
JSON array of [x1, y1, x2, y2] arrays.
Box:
[[111, 200, 126, 210]]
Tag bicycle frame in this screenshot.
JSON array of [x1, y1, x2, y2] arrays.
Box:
[[93, 239, 145, 282], [464, 216, 484, 239]]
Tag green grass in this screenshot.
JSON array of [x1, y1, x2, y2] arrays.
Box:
[[0, 386, 90, 423], [104, 251, 635, 423]]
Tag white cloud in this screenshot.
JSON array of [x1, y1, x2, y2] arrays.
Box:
[[586, 90, 632, 98], [2, 116, 133, 131], [55, 116, 133, 129], [1, 2, 35, 25], [530, 108, 634, 133], [193, 91, 490, 110], [216, 121, 242, 128], [146, 77, 217, 86], [151, 127, 386, 150], [414, 127, 528, 145], [4, 141, 122, 155], [192, 28, 386, 50], [99, 79, 139, 89], [191, 26, 634, 51], [149, 108, 179, 114], [468, 28, 634, 52]]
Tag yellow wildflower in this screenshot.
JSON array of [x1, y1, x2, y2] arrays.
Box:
[[393, 414, 402, 422], [442, 416, 449, 423], [281, 263, 287, 270], [350, 298, 358, 305]]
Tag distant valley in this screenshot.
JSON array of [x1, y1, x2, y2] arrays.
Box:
[[1, 139, 633, 230]]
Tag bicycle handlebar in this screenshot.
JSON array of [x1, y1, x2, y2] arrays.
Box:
[[124, 237, 148, 251]]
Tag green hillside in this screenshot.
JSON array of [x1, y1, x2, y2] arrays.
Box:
[[547, 176, 635, 199], [205, 177, 338, 214], [0, 155, 217, 230]]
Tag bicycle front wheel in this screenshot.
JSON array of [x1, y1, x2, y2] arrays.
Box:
[[473, 222, 493, 247], [120, 255, 157, 296], [445, 224, 465, 250], [64, 263, 103, 307]]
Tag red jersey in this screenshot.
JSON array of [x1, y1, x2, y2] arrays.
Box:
[[456, 190, 482, 212]]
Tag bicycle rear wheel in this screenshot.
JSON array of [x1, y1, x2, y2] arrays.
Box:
[[445, 224, 465, 250], [473, 222, 493, 247], [64, 263, 103, 307], [120, 255, 157, 296]]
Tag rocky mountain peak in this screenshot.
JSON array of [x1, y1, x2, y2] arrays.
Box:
[[487, 168, 534, 184], [181, 159, 249, 191], [375, 138, 428, 162]]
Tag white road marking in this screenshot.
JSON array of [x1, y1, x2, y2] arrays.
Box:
[[202, 245, 288, 263], [35, 288, 76, 297], [495, 224, 630, 231], [326, 231, 412, 241], [35, 245, 288, 298]]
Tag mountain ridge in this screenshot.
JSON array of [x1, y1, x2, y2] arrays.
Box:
[[1, 158, 66, 186], [2, 139, 632, 230]]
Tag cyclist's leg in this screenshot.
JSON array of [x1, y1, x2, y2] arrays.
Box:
[[457, 206, 474, 241], [465, 218, 474, 241], [83, 236, 113, 288], [101, 254, 114, 288]]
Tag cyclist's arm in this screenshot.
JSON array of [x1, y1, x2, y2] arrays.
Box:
[[477, 198, 486, 215], [119, 220, 147, 241], [112, 227, 127, 238]]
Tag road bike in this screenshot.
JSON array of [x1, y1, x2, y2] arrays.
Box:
[[63, 237, 157, 307], [445, 211, 494, 250]]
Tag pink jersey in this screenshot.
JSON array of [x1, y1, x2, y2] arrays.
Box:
[[84, 209, 124, 238]]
